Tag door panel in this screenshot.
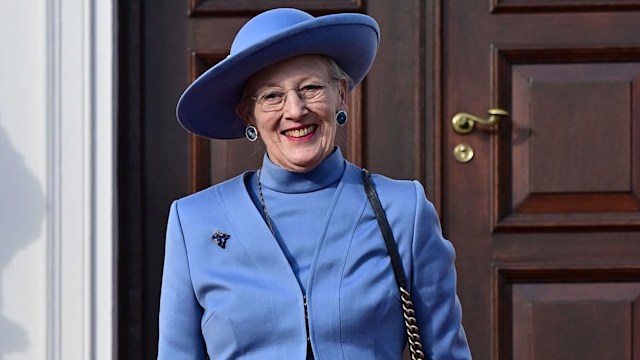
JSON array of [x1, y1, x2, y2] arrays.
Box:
[[444, 1, 640, 358], [496, 52, 640, 230], [491, 0, 640, 13], [499, 268, 640, 359], [190, 0, 361, 15]]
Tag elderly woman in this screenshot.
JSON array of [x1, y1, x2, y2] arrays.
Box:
[[158, 8, 471, 360]]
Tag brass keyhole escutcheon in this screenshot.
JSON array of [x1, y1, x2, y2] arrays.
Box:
[[453, 143, 474, 163]]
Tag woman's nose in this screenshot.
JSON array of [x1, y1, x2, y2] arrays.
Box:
[[282, 89, 308, 119]]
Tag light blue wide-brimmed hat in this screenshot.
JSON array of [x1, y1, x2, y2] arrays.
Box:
[[176, 8, 380, 139]]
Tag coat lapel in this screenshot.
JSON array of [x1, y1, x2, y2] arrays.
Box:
[[215, 173, 302, 293], [214, 174, 308, 358]]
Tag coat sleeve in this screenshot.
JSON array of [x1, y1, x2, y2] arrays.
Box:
[[158, 200, 206, 359], [410, 181, 472, 359]]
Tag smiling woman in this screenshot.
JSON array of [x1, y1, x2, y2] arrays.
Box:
[[158, 8, 471, 360]]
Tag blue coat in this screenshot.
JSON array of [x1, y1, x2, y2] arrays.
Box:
[[158, 161, 471, 359]]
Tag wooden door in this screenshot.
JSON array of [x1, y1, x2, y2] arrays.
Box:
[[442, 1, 640, 359]]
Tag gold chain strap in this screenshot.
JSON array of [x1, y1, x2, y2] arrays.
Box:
[[400, 287, 425, 360]]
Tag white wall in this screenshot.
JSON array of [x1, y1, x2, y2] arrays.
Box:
[[0, 2, 48, 359], [0, 0, 115, 359]]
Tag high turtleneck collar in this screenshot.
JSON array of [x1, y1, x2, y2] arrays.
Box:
[[259, 147, 345, 194]]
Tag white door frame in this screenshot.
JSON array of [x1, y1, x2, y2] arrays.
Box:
[[47, 0, 115, 358]]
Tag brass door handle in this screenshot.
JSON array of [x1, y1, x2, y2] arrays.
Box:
[[452, 108, 508, 134]]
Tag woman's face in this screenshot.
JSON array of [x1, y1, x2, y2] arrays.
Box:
[[244, 55, 347, 173]]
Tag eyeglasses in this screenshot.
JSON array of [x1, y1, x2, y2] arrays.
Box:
[[251, 81, 334, 112]]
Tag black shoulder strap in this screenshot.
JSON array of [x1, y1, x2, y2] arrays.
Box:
[[362, 169, 408, 290]]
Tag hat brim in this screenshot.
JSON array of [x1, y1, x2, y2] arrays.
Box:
[[176, 13, 380, 139]]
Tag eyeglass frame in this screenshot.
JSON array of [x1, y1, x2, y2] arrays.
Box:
[[249, 79, 338, 112]]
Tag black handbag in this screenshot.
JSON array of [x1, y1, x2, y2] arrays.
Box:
[[362, 169, 426, 360]]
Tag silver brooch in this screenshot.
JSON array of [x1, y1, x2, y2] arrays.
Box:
[[212, 230, 231, 249]]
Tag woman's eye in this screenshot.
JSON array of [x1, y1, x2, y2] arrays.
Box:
[[301, 84, 325, 92], [261, 92, 283, 101]]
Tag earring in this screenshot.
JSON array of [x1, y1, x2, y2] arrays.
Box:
[[245, 125, 258, 142], [335, 110, 348, 126]]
